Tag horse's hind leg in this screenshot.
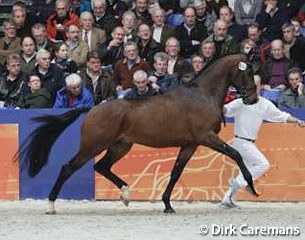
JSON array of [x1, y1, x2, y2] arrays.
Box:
[[94, 139, 133, 206], [47, 152, 95, 214], [162, 144, 197, 214], [202, 132, 258, 196]]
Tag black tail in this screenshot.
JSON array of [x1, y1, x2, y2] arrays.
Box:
[[14, 108, 91, 177]]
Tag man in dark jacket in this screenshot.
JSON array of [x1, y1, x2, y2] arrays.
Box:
[[174, 7, 207, 58], [219, 5, 246, 43], [202, 19, 239, 59], [124, 70, 157, 99], [106, 0, 129, 20], [278, 0, 304, 18], [278, 68, 305, 109], [0, 54, 26, 108], [92, 0, 117, 42], [258, 39, 296, 90], [282, 22, 305, 72], [133, 0, 153, 26], [80, 51, 116, 104], [256, 0, 289, 41], [98, 26, 126, 68], [136, 23, 162, 66], [18, 74, 53, 109], [148, 52, 178, 93], [12, 1, 36, 38], [32, 49, 65, 104]]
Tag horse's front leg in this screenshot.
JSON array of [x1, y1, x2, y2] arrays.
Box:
[[201, 132, 259, 197], [162, 144, 197, 213]]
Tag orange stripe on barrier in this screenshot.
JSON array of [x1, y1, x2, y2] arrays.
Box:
[[0, 124, 19, 200]]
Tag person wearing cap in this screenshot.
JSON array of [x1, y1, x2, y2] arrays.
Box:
[[151, 8, 175, 47]]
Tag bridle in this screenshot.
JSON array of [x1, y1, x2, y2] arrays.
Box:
[[235, 61, 257, 104]]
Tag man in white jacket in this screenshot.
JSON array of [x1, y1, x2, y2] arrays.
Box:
[[221, 78, 305, 208]]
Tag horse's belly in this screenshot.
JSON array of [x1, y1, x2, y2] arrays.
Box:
[[123, 131, 198, 148]]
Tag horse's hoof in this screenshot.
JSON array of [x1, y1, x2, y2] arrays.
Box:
[[120, 196, 129, 207], [46, 201, 56, 214], [163, 208, 176, 214], [45, 210, 57, 215], [246, 185, 260, 197], [120, 185, 130, 207]]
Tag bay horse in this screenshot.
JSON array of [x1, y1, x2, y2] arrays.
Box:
[[17, 54, 259, 214]]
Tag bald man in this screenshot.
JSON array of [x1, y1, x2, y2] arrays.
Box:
[[174, 7, 207, 58], [202, 19, 239, 59]]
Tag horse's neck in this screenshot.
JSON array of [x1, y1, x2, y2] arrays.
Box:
[[197, 66, 231, 106]]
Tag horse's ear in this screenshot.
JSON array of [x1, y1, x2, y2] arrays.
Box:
[[246, 48, 254, 62]]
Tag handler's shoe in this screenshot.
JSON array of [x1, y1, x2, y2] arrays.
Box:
[[220, 179, 240, 209], [220, 201, 239, 209]]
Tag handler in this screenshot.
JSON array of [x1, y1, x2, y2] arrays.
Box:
[[221, 78, 305, 208]]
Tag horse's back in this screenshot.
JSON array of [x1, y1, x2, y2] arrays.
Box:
[[81, 87, 222, 148]]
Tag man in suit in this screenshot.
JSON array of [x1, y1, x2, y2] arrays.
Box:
[[165, 37, 192, 81], [79, 11, 106, 51], [151, 8, 175, 48], [66, 25, 89, 69]]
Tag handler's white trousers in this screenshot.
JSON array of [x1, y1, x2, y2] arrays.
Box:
[[233, 138, 270, 188]]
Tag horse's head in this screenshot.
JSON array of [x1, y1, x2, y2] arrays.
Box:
[[232, 57, 258, 105]]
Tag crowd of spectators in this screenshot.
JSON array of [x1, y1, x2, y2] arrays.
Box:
[[0, 0, 305, 109]]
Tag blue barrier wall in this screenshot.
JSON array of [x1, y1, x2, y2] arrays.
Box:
[[0, 109, 94, 200]]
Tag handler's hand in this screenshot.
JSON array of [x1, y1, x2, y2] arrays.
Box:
[[297, 83, 304, 96]]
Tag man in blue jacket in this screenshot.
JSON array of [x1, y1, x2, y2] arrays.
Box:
[[53, 73, 94, 108]]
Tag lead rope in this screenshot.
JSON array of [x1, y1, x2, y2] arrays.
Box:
[[222, 112, 226, 128]]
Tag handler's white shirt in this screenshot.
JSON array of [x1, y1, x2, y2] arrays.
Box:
[[225, 97, 290, 140]]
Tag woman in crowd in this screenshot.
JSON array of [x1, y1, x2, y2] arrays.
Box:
[[51, 42, 78, 78]]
